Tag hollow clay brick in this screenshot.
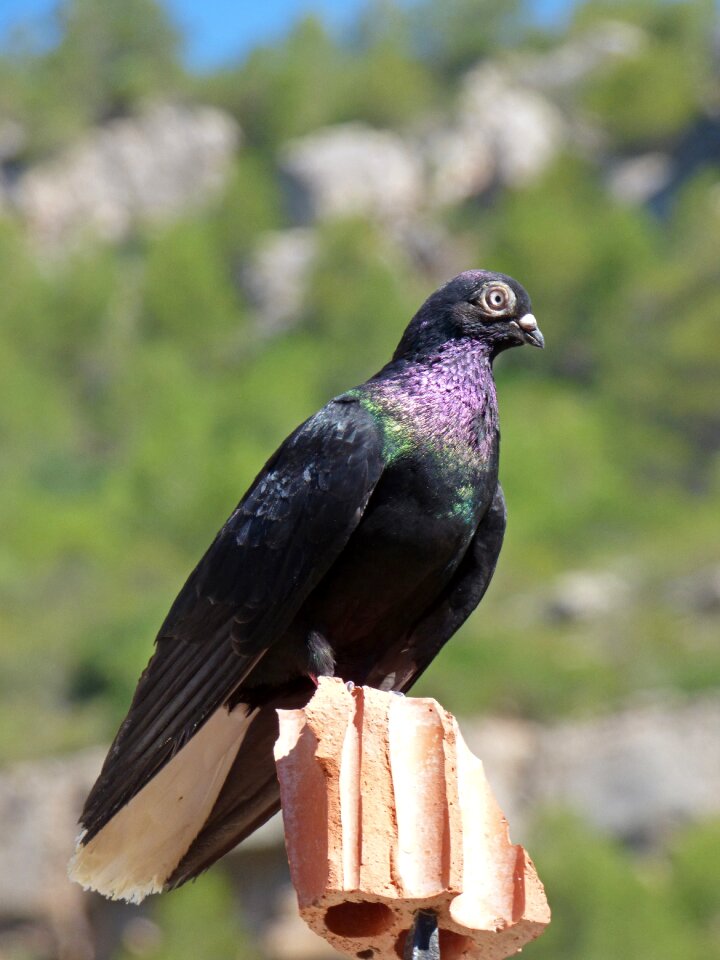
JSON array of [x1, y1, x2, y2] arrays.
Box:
[[274, 678, 550, 960]]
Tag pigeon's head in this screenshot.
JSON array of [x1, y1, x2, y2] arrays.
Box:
[[395, 269, 544, 360]]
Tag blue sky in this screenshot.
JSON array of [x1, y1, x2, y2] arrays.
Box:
[[0, 0, 574, 70]]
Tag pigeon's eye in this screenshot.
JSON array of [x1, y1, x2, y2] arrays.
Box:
[[476, 283, 515, 315]]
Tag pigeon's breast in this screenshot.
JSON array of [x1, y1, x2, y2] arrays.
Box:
[[298, 374, 500, 669], [298, 434, 498, 672]]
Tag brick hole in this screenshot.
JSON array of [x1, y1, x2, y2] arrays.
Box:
[[439, 929, 473, 960], [324, 902, 393, 938], [356, 951, 374, 959]]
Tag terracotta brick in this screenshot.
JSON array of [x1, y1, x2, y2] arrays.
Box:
[[274, 678, 550, 960]]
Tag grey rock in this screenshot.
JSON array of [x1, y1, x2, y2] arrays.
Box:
[[459, 65, 566, 189], [0, 748, 103, 957], [421, 121, 495, 207], [545, 569, 630, 622], [280, 122, 423, 225], [670, 564, 720, 615], [241, 221, 453, 337], [0, 748, 103, 918], [12, 102, 239, 250], [242, 228, 318, 333], [463, 696, 720, 846], [424, 21, 645, 209], [529, 697, 720, 844], [424, 65, 566, 206], [607, 152, 674, 204], [514, 19, 647, 91]]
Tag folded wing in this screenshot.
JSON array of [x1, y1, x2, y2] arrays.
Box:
[[71, 399, 384, 900]]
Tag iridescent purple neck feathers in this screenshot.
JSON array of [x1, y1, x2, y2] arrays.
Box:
[[353, 338, 499, 465]]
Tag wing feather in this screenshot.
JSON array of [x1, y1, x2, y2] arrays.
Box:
[[80, 399, 384, 841]]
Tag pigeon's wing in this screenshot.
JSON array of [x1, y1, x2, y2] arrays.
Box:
[[79, 397, 385, 841], [364, 484, 507, 692]]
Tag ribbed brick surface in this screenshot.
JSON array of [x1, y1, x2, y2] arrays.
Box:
[[274, 678, 550, 960]]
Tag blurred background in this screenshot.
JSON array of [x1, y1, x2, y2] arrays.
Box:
[[0, 0, 719, 957]]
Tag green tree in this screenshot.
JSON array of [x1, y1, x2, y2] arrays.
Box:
[[484, 157, 657, 380], [200, 17, 344, 153], [527, 814, 707, 960], [577, 0, 715, 146], [0, 0, 184, 155]]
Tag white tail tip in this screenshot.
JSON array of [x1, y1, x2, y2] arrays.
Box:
[[68, 704, 256, 902]]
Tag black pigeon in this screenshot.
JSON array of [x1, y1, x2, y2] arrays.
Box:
[[69, 270, 544, 901]]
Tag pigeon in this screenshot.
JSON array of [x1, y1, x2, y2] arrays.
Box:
[[69, 269, 544, 902]]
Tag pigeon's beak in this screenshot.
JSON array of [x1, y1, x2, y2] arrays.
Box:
[[517, 313, 544, 349]]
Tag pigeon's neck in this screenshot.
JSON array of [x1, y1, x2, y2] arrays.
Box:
[[361, 338, 499, 463]]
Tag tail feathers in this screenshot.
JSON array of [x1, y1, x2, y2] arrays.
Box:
[[167, 700, 292, 887], [68, 704, 256, 903]]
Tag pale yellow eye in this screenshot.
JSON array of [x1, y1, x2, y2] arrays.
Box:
[[480, 283, 515, 314]]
